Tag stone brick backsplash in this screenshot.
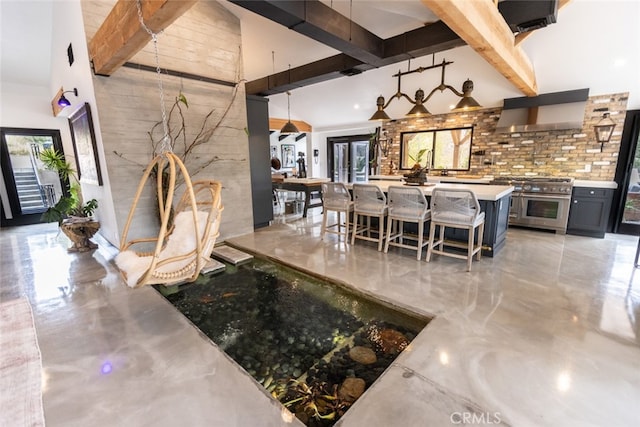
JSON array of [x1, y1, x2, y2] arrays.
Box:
[[379, 92, 628, 181]]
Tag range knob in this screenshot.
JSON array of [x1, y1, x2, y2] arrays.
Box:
[[523, 184, 531, 191]]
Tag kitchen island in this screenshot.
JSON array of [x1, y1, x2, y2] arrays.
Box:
[[355, 180, 513, 257]]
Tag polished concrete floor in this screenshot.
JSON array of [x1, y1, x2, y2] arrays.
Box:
[[1, 209, 639, 426]]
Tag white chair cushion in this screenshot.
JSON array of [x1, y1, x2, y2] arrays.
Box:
[[116, 210, 211, 287]]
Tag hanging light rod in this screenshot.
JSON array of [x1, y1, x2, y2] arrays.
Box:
[[369, 57, 483, 121]]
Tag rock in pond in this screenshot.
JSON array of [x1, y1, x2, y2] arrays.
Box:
[[349, 346, 377, 365], [338, 377, 366, 403], [378, 328, 409, 354]]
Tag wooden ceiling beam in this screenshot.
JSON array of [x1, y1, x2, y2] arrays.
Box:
[[245, 21, 466, 96], [269, 118, 313, 133], [89, 0, 197, 76], [229, 0, 384, 65], [421, 0, 538, 96]]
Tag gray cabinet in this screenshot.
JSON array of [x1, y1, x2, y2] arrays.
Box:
[[567, 187, 614, 238]]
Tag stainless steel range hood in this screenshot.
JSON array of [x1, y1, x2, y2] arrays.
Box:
[[495, 88, 589, 133]]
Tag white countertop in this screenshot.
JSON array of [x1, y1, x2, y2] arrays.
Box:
[[573, 180, 618, 189], [356, 180, 513, 201], [370, 174, 494, 184]]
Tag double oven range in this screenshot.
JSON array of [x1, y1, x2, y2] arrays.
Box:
[[490, 176, 574, 234]]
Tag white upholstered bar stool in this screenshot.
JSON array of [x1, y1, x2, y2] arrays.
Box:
[[320, 182, 354, 242], [426, 188, 485, 271], [351, 183, 388, 251], [383, 186, 431, 260]]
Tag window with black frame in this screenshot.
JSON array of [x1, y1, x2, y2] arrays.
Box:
[[400, 127, 473, 171]]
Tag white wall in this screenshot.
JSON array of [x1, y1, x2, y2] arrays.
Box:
[[49, 0, 119, 244]]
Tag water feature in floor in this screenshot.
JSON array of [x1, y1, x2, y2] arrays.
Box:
[[157, 258, 430, 426]]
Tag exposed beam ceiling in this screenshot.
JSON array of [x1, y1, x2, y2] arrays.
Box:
[[230, 0, 384, 65], [89, 0, 197, 76], [89, 0, 549, 98], [245, 18, 465, 96], [421, 0, 537, 96]]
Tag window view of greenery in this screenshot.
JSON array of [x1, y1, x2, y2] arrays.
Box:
[[400, 127, 473, 171]]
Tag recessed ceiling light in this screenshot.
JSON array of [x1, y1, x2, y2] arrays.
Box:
[[353, 104, 360, 110]]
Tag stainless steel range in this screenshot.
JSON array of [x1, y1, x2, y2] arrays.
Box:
[[490, 176, 574, 234]]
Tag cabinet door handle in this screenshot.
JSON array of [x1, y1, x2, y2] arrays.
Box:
[[589, 191, 595, 194], [573, 200, 578, 203]]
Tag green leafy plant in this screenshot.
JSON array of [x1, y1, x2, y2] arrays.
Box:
[[409, 148, 427, 168], [39, 148, 98, 224]]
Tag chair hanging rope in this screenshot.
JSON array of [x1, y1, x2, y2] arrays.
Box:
[[136, 0, 171, 154]]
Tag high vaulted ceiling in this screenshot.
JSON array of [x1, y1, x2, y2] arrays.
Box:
[[2, 0, 638, 130], [223, 0, 559, 97]]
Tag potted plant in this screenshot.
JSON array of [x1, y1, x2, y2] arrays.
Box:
[[39, 148, 100, 251], [403, 148, 431, 185]]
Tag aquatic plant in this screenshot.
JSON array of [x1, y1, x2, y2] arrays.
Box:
[[275, 379, 352, 425]]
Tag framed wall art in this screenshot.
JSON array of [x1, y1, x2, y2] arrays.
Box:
[[281, 144, 296, 168], [68, 103, 102, 185]]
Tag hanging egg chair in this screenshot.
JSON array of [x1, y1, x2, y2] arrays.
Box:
[[115, 153, 223, 288], [114, 1, 223, 288]]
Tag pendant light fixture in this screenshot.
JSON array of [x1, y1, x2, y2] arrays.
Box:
[[280, 90, 300, 134], [369, 57, 483, 121]]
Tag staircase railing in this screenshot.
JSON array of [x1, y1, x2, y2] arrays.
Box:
[[29, 143, 54, 208]]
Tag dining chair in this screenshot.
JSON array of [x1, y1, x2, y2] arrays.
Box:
[[426, 188, 485, 271], [383, 185, 431, 260], [320, 182, 354, 242], [351, 183, 388, 251]]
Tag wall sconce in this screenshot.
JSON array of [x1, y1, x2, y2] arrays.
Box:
[[369, 57, 482, 121], [280, 91, 299, 134], [594, 112, 616, 152], [58, 88, 78, 108]]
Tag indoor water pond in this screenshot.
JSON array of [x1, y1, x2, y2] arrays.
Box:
[[157, 257, 430, 426]]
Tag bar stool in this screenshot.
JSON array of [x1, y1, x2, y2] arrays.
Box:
[[426, 188, 485, 271], [383, 186, 431, 260], [320, 182, 354, 242], [351, 183, 388, 251]]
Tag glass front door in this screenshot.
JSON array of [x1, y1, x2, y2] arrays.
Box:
[[351, 141, 369, 182], [332, 142, 349, 183], [1, 128, 65, 226], [328, 134, 371, 183]]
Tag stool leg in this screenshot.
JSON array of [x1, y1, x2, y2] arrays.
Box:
[[426, 221, 436, 262], [384, 216, 393, 253], [467, 225, 474, 271], [321, 209, 328, 239], [351, 212, 358, 245], [377, 214, 385, 252], [417, 220, 424, 260]]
